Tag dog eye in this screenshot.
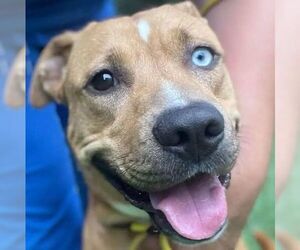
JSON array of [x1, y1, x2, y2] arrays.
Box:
[[87, 70, 115, 91], [192, 47, 215, 68]]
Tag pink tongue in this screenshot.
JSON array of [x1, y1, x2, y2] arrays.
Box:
[[149, 175, 227, 240]]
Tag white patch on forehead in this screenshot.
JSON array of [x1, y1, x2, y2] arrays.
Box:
[[137, 19, 150, 42], [161, 82, 187, 108]]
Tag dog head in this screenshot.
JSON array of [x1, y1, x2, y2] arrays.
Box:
[[31, 1, 240, 245]]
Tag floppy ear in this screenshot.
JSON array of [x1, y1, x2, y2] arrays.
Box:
[[173, 1, 201, 17], [30, 31, 77, 107], [4, 48, 25, 107]]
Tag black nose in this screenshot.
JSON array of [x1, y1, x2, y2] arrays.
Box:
[[152, 102, 224, 161]]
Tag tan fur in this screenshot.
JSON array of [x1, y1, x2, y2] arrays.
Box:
[[4, 48, 25, 107], [30, 2, 240, 249]]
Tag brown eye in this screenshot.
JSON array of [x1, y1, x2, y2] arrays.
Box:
[[88, 70, 115, 91]]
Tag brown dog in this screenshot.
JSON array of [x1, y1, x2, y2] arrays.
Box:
[[30, 1, 240, 249]]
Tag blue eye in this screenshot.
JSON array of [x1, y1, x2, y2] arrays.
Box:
[[192, 47, 215, 68]]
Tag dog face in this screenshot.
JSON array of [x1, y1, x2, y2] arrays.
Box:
[[31, 1, 240, 245]]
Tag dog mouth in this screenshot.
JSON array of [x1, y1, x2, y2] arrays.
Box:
[[91, 154, 231, 244]]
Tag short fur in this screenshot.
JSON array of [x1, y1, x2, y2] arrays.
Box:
[[30, 2, 240, 249]]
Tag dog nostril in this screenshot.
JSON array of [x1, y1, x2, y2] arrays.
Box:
[[152, 126, 180, 147], [205, 121, 224, 138], [176, 130, 189, 145]]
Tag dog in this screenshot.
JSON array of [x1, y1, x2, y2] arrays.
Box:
[[30, 1, 241, 249]]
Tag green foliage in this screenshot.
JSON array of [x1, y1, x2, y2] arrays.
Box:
[[242, 149, 275, 249], [276, 145, 300, 244]]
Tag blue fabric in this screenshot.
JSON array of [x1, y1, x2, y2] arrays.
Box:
[[0, 56, 25, 250], [0, 3, 25, 249], [27, 0, 116, 48], [26, 1, 116, 250]]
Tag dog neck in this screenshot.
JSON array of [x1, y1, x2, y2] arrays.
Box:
[[84, 193, 164, 250], [88, 192, 150, 227]]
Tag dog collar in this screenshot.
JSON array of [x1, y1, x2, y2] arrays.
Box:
[[105, 202, 172, 250], [110, 202, 150, 222], [129, 222, 172, 250]]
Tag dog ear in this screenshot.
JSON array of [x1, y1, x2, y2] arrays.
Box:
[[30, 31, 77, 107], [4, 48, 25, 107], [173, 1, 201, 17]]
